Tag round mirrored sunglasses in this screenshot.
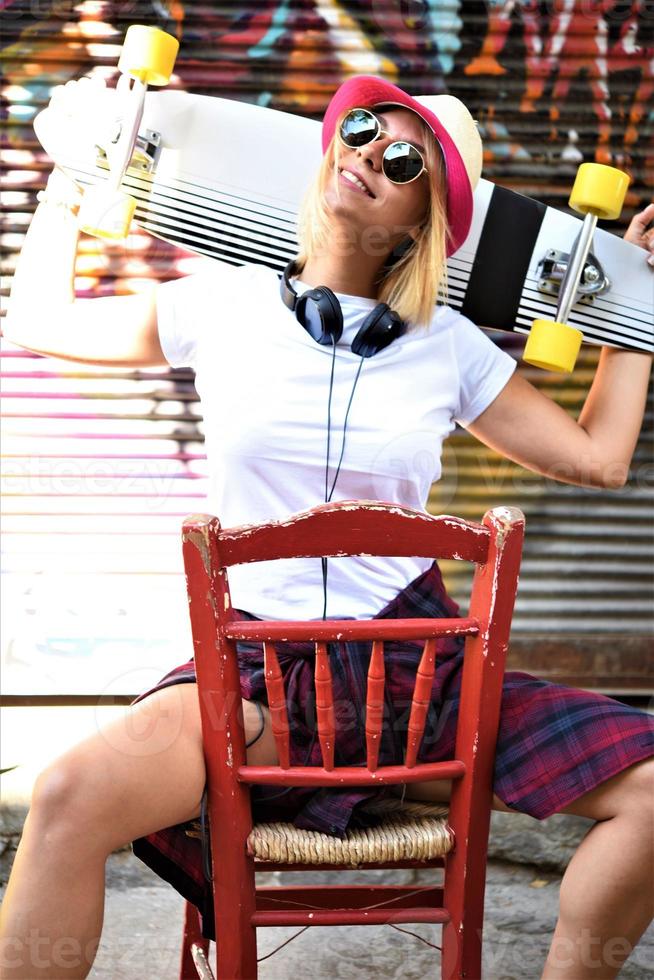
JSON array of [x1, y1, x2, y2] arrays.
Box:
[[338, 107, 429, 185]]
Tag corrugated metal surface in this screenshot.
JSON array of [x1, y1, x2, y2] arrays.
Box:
[[1, 1, 652, 697]]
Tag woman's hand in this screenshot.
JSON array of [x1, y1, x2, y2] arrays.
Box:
[[46, 75, 120, 151], [464, 201, 654, 490], [624, 203, 654, 267]]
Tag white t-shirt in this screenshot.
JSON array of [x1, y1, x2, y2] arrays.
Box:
[[156, 260, 516, 620]]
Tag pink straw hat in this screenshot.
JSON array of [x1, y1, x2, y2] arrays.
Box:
[[322, 75, 482, 257]]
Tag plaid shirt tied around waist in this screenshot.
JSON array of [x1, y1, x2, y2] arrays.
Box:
[[235, 559, 465, 837]]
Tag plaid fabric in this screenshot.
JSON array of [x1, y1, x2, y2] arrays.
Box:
[[130, 560, 654, 939]]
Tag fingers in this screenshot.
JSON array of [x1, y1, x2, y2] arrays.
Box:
[[632, 202, 654, 231], [44, 74, 120, 154], [47, 75, 107, 115], [624, 202, 654, 266], [116, 72, 133, 96], [45, 164, 84, 204]]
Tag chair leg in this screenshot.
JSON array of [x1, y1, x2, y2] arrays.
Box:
[[441, 848, 486, 980], [441, 917, 483, 980], [211, 861, 259, 979], [179, 900, 210, 979]]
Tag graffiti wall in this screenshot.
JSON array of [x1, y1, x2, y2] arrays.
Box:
[[1, 1, 652, 697]]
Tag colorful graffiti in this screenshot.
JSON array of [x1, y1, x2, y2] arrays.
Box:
[[464, 0, 653, 167], [2, 2, 651, 178], [2, 0, 650, 317]]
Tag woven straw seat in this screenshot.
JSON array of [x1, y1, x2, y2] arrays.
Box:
[[246, 798, 454, 867]]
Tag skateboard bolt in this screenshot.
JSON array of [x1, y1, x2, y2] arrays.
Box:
[[584, 266, 600, 284]]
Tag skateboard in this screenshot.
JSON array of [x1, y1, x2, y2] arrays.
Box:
[[33, 26, 653, 372]]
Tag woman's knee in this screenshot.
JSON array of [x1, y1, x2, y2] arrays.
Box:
[[29, 758, 106, 850], [28, 684, 208, 851], [557, 758, 654, 821]]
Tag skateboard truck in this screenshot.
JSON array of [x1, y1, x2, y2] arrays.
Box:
[[95, 128, 162, 176], [537, 248, 609, 300], [76, 25, 178, 240], [524, 162, 629, 373]]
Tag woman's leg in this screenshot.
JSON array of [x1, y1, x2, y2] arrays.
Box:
[[404, 758, 654, 977], [404, 777, 519, 813], [541, 757, 654, 979], [0, 686, 275, 979]]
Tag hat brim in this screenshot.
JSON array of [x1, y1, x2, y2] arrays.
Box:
[[322, 75, 473, 257]]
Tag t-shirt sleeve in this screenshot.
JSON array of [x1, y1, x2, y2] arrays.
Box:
[[450, 313, 517, 427], [155, 260, 239, 369]]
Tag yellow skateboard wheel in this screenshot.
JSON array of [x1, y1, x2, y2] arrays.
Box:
[[117, 25, 179, 87], [569, 162, 629, 220], [523, 319, 584, 373], [77, 185, 136, 241]]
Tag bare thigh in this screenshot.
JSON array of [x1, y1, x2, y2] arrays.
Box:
[[248, 695, 517, 816], [403, 778, 518, 814], [31, 684, 277, 854], [231, 705, 515, 814], [404, 755, 654, 819]]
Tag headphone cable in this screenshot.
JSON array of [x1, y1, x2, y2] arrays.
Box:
[[326, 355, 364, 504], [322, 347, 365, 617], [321, 336, 338, 620], [263, 346, 365, 802]]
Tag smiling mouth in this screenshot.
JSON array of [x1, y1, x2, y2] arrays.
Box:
[[338, 168, 375, 198]]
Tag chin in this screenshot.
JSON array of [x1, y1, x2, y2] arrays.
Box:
[[323, 181, 346, 211], [323, 185, 375, 227]]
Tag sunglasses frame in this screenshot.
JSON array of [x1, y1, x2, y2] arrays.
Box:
[[338, 107, 430, 186]]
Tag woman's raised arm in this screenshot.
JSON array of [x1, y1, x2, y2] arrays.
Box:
[[464, 204, 653, 490], [2, 167, 166, 368]]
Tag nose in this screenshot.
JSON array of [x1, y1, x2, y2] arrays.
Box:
[[356, 138, 385, 171]]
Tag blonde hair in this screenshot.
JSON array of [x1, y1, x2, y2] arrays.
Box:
[[294, 110, 450, 329]]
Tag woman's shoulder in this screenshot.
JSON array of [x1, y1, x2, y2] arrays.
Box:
[[177, 258, 270, 290], [409, 303, 471, 341], [159, 261, 279, 330]]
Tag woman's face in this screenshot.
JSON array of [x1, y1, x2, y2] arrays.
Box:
[[324, 107, 433, 251]]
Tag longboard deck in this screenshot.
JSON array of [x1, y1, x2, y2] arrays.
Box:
[[34, 89, 653, 354]]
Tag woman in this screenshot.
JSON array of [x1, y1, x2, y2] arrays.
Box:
[[1, 74, 653, 979]]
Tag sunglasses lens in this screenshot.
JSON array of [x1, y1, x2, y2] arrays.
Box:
[[383, 142, 424, 183], [339, 108, 379, 147]]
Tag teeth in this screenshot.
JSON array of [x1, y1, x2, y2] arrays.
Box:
[[341, 170, 371, 195]]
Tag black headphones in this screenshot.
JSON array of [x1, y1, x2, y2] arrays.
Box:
[[279, 260, 407, 357]]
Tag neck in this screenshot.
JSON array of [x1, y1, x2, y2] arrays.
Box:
[[297, 249, 389, 300]]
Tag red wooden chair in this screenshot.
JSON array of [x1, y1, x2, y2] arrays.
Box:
[[177, 500, 525, 980]]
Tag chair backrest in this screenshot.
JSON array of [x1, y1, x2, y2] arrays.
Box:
[[181, 500, 524, 810]]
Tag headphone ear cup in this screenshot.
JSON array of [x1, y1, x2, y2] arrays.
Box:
[[352, 304, 406, 357], [280, 260, 300, 311], [296, 286, 344, 345]]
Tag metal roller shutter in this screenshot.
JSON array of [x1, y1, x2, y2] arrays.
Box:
[[1, 1, 651, 701]]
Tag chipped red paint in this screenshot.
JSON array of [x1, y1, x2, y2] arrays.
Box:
[[178, 901, 208, 980], [180, 499, 524, 978], [225, 618, 479, 642]]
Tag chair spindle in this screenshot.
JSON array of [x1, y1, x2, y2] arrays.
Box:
[[315, 642, 336, 770], [263, 641, 290, 769], [365, 639, 386, 772], [406, 638, 438, 768]]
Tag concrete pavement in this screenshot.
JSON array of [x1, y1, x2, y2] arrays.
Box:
[[79, 849, 654, 978]]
